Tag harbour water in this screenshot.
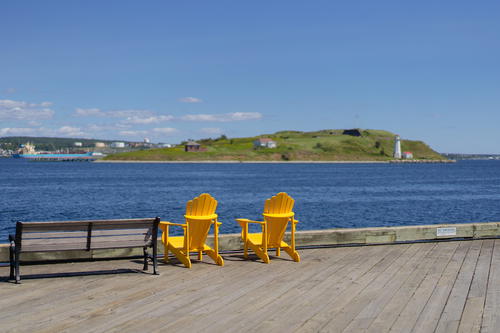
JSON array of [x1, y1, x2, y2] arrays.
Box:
[[1, 158, 500, 241]]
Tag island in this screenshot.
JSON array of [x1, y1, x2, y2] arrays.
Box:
[[102, 129, 448, 162]]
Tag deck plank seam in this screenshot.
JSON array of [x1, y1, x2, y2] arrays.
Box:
[[407, 241, 470, 333], [342, 242, 441, 333], [362, 242, 446, 332], [456, 240, 486, 331], [311, 244, 418, 332], [386, 241, 461, 333], [477, 239, 496, 332]]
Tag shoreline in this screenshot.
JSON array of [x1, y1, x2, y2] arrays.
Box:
[[96, 160, 390, 164], [95, 159, 454, 164]]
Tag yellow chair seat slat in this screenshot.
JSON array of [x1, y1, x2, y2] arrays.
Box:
[[166, 236, 211, 252], [247, 233, 288, 248]]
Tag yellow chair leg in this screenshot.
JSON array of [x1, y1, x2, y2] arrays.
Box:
[[205, 247, 224, 266], [244, 242, 248, 259], [169, 245, 192, 268], [276, 247, 281, 257], [164, 243, 169, 263], [248, 242, 270, 263], [283, 246, 300, 262], [198, 251, 203, 261]]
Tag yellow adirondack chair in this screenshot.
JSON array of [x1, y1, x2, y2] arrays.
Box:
[[160, 193, 224, 268], [236, 192, 300, 263]]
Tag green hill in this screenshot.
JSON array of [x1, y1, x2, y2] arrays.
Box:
[[103, 129, 445, 162]]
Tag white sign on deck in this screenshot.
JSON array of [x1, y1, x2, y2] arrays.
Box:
[[436, 227, 457, 237]]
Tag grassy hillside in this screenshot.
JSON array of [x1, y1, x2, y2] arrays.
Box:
[[103, 129, 445, 162]]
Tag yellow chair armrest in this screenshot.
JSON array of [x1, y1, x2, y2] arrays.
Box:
[[160, 221, 187, 228], [293, 219, 299, 224], [236, 218, 265, 225]]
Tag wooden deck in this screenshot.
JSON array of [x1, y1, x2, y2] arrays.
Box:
[[1, 239, 500, 332]]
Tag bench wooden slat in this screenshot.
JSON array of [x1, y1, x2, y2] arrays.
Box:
[[20, 219, 156, 232], [22, 231, 89, 239], [22, 240, 152, 252], [21, 229, 151, 240], [91, 240, 152, 249], [21, 225, 89, 232], [20, 218, 156, 225], [22, 234, 151, 247], [91, 223, 154, 230], [21, 223, 154, 233], [22, 243, 89, 252], [22, 238, 87, 246]]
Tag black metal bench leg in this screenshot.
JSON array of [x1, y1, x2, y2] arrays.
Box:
[[152, 244, 158, 275], [9, 243, 14, 281], [14, 250, 21, 284], [143, 247, 148, 271]]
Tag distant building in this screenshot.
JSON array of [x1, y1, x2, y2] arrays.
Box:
[[393, 135, 402, 159], [402, 152, 413, 159], [185, 141, 201, 152], [158, 143, 172, 148], [74, 142, 83, 147], [342, 129, 362, 137], [94, 142, 106, 148], [144, 138, 150, 143], [111, 142, 126, 148], [253, 138, 277, 149]]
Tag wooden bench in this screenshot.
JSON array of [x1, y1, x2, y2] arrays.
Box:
[[8, 217, 160, 283]]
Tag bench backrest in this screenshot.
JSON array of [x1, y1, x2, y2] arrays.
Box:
[[14, 218, 160, 253]]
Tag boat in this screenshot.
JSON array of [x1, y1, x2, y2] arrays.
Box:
[[12, 142, 104, 161]]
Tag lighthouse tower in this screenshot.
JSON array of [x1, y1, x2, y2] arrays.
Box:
[[393, 135, 402, 159]]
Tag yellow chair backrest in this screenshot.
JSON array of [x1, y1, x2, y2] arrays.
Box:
[[263, 192, 295, 247], [185, 193, 218, 250]]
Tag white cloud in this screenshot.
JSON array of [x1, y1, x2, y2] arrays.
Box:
[[0, 127, 37, 136], [107, 109, 154, 118], [122, 115, 174, 124], [153, 127, 177, 135], [75, 108, 155, 119], [75, 108, 103, 116], [87, 124, 130, 132], [119, 128, 178, 138], [179, 97, 203, 103], [182, 114, 217, 122], [228, 112, 262, 121], [119, 130, 148, 137], [200, 127, 223, 135], [57, 126, 85, 137], [0, 99, 55, 120], [182, 112, 262, 122]]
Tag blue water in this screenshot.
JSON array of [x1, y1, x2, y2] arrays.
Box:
[[1, 159, 500, 241]]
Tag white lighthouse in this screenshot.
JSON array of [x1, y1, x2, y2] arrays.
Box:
[[393, 135, 402, 159]]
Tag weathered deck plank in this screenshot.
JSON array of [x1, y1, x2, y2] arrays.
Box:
[[481, 239, 500, 332], [0, 239, 498, 333], [434, 240, 483, 333], [458, 239, 494, 332]]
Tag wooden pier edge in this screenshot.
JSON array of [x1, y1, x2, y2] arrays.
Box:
[[1, 221, 500, 262]]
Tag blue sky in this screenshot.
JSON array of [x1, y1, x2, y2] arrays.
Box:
[[1, 1, 499, 153]]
